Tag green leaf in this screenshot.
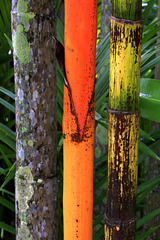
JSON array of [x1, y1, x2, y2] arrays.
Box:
[[4, 34, 13, 50], [137, 186, 156, 205], [140, 78, 160, 100], [137, 208, 160, 229], [0, 54, 13, 65], [0, 133, 16, 151], [96, 123, 108, 146], [95, 147, 101, 158], [141, 48, 160, 70], [0, 196, 15, 212], [139, 140, 160, 161], [0, 97, 15, 113], [0, 122, 16, 141], [0, 144, 15, 154], [0, 86, 15, 100], [96, 50, 109, 75], [0, 222, 15, 235], [0, 162, 16, 191], [141, 55, 160, 76], [94, 163, 107, 178], [0, 67, 14, 84], [0, 146, 12, 168], [57, 107, 63, 126], [93, 214, 104, 228], [94, 190, 106, 207], [137, 175, 160, 195], [142, 23, 160, 44], [139, 79, 160, 122], [0, 188, 15, 197], [55, 0, 63, 14], [95, 90, 108, 112], [93, 226, 104, 240], [139, 97, 160, 122], [136, 225, 160, 240], [57, 17, 64, 45], [143, 0, 156, 25], [94, 174, 107, 192], [139, 141, 160, 164], [139, 128, 155, 141], [142, 35, 160, 53]]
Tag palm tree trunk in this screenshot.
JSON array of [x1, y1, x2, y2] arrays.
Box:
[[100, 0, 111, 39], [11, 0, 58, 239], [105, 1, 143, 239], [63, 1, 97, 239]]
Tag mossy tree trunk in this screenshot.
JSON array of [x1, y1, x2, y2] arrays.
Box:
[[100, 0, 111, 39], [105, 1, 143, 239], [11, 0, 58, 239]]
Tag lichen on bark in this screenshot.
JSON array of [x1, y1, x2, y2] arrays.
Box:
[[17, 0, 35, 25], [16, 166, 34, 239], [13, 0, 35, 64], [16, 166, 34, 211], [12, 0, 58, 239], [13, 25, 30, 64]]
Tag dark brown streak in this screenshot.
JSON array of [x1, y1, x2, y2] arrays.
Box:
[[53, 36, 95, 142], [65, 78, 95, 143], [81, 89, 95, 139], [64, 76, 80, 139]]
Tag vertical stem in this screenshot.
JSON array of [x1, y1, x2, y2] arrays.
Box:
[[109, 17, 142, 111], [105, 1, 143, 239], [63, 0, 97, 239], [105, 109, 139, 239], [112, 0, 142, 21], [101, 0, 112, 39], [11, 0, 58, 239]]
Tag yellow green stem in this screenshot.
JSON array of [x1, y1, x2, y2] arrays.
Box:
[[109, 16, 143, 111], [112, 0, 142, 20]]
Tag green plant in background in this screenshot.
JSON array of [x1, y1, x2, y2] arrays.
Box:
[[0, 0, 160, 239], [0, 0, 16, 238]]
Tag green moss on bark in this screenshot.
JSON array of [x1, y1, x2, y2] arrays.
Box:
[[13, 25, 30, 64], [17, 0, 35, 25], [16, 166, 34, 239]]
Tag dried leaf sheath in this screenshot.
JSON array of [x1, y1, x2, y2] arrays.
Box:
[[63, 0, 97, 239]]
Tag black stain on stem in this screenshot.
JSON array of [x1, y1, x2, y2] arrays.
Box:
[[53, 36, 95, 143]]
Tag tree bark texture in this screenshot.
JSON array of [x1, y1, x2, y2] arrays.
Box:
[[11, 0, 58, 239], [105, 1, 142, 239], [100, 0, 111, 39], [143, 1, 160, 239]]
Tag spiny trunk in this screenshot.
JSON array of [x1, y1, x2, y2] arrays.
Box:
[[11, 0, 58, 239], [63, 1, 97, 239], [105, 1, 143, 239]]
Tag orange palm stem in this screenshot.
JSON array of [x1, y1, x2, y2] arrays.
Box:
[[63, 1, 97, 239]]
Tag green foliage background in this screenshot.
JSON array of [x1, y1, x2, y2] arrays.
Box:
[[0, 0, 160, 239]]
